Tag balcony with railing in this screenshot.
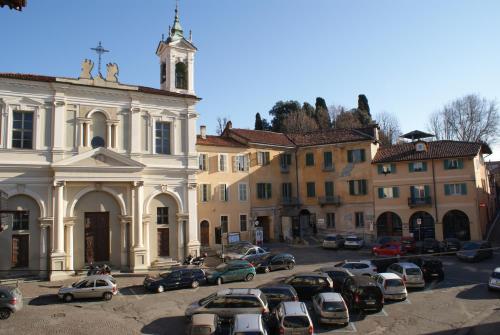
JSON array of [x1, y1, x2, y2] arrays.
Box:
[[408, 196, 432, 207], [281, 197, 301, 206], [318, 195, 341, 206]]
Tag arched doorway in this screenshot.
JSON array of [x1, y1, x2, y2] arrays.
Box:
[[148, 193, 179, 259], [409, 211, 435, 241], [73, 191, 121, 269], [376, 212, 403, 237], [200, 220, 209, 246], [443, 210, 471, 241]]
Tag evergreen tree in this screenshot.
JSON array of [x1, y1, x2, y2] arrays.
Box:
[[268, 100, 301, 132], [355, 94, 373, 126], [255, 113, 264, 130], [314, 97, 331, 129]]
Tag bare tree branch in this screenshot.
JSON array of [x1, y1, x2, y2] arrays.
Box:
[[375, 111, 402, 146], [216, 116, 229, 135]]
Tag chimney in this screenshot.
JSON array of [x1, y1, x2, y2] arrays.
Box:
[[226, 120, 232, 130], [200, 125, 207, 139]]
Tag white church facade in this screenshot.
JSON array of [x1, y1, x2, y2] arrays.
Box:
[[0, 8, 201, 280]]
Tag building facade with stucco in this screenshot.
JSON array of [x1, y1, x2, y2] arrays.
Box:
[[0, 8, 201, 280]]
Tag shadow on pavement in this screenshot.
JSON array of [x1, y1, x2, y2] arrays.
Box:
[[141, 316, 186, 335], [119, 284, 148, 296], [455, 284, 500, 300], [28, 294, 60, 306], [422, 321, 500, 335]]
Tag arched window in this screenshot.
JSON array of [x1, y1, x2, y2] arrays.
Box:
[[90, 111, 107, 148], [175, 62, 187, 89]]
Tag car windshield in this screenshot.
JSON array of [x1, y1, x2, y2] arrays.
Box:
[[346, 237, 359, 242], [462, 242, 480, 250], [261, 290, 293, 301], [283, 316, 310, 328], [215, 263, 229, 271], [327, 271, 348, 279], [191, 326, 213, 335], [323, 301, 345, 312], [491, 272, 500, 279], [325, 236, 337, 241], [159, 272, 172, 278], [406, 268, 421, 275], [359, 287, 381, 298], [385, 279, 403, 287], [199, 293, 216, 306]]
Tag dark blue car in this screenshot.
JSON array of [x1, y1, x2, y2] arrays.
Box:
[[143, 267, 206, 293]]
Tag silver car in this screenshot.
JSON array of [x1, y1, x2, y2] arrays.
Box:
[[231, 314, 268, 335], [488, 267, 500, 291], [312, 292, 349, 326], [344, 235, 364, 249], [0, 286, 23, 320], [58, 275, 118, 302], [274, 301, 314, 335], [322, 234, 345, 249], [224, 245, 269, 261], [387, 262, 425, 289]]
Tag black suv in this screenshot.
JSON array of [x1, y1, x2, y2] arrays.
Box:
[[406, 257, 444, 281], [420, 238, 442, 254], [258, 283, 299, 311], [254, 253, 295, 273], [315, 267, 354, 292], [143, 267, 206, 293], [341, 276, 383, 313], [283, 272, 333, 300], [442, 238, 461, 253]]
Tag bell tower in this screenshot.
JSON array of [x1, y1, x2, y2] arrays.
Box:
[[156, 2, 197, 95]]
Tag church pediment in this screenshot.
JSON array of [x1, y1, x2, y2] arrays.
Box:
[[52, 147, 145, 170]]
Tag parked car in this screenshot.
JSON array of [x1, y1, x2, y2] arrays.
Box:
[[316, 267, 354, 292], [442, 238, 461, 253], [341, 276, 384, 313], [274, 301, 314, 335], [258, 284, 298, 311], [488, 267, 500, 291], [400, 236, 417, 253], [218, 241, 254, 257], [334, 260, 378, 276], [283, 272, 333, 300], [322, 234, 345, 249], [0, 286, 23, 320], [58, 275, 117, 302], [406, 257, 444, 281], [312, 292, 349, 326], [372, 242, 406, 257], [344, 235, 365, 249], [206, 260, 256, 285], [373, 273, 407, 301], [185, 288, 269, 322], [231, 314, 268, 335], [187, 313, 220, 335], [143, 267, 206, 293], [420, 238, 442, 254], [371, 257, 399, 273], [457, 241, 493, 262], [225, 245, 269, 262], [253, 253, 295, 273], [387, 262, 425, 289], [372, 236, 400, 249]]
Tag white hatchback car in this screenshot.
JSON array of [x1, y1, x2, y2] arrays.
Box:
[[312, 292, 349, 326], [335, 260, 378, 276], [387, 262, 425, 289], [344, 235, 365, 249], [231, 314, 268, 335], [373, 273, 407, 301], [275, 301, 314, 335], [488, 267, 500, 291]]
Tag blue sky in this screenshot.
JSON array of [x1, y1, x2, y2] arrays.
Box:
[[1, 0, 499, 158]]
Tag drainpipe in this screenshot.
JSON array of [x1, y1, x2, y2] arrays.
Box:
[[431, 159, 439, 237]]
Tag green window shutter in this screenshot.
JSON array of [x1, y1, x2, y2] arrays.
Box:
[[325, 182, 334, 197], [266, 183, 272, 199], [360, 149, 366, 162], [391, 164, 396, 173], [393, 187, 399, 198], [409, 163, 414, 172], [378, 188, 384, 198], [361, 180, 367, 194], [444, 184, 450, 195], [461, 183, 467, 195], [347, 150, 353, 163], [424, 185, 430, 197], [422, 162, 428, 171], [458, 159, 464, 169], [349, 181, 355, 195], [287, 154, 292, 165], [444, 159, 449, 170], [410, 186, 415, 198], [377, 165, 383, 174]]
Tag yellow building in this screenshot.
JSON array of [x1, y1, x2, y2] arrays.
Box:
[[372, 132, 493, 242]]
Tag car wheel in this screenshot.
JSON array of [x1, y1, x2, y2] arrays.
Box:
[[401, 296, 407, 301], [343, 322, 349, 327], [63, 294, 74, 303], [245, 273, 254, 281], [157, 285, 165, 293], [103, 292, 113, 301], [264, 266, 271, 273], [191, 280, 199, 289], [287, 262, 295, 270], [217, 277, 223, 285], [0, 308, 11, 320]]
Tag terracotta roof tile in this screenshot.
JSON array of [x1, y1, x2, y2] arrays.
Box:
[[229, 128, 295, 147], [0, 73, 200, 100], [288, 127, 376, 146], [196, 135, 246, 148], [372, 140, 490, 163]]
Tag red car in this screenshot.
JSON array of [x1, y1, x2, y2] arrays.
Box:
[[372, 242, 407, 257], [400, 236, 417, 253]]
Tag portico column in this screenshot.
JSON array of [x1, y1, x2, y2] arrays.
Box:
[[186, 181, 201, 257], [39, 219, 52, 279], [131, 181, 147, 271], [64, 218, 76, 272], [177, 215, 187, 259], [50, 181, 67, 280], [119, 215, 132, 271], [143, 215, 151, 266]]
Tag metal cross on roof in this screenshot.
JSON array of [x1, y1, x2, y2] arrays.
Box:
[[91, 41, 109, 76]]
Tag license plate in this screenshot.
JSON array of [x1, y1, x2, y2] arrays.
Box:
[[366, 300, 375, 305], [431, 274, 439, 277], [428, 249, 434, 252]]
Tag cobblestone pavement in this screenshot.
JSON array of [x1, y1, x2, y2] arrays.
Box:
[[1, 245, 499, 335]]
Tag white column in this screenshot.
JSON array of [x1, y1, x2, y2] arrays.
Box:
[[54, 181, 65, 253], [65, 221, 75, 271], [130, 107, 142, 155], [39, 220, 51, 279], [52, 101, 66, 151], [144, 218, 150, 265], [119, 216, 131, 270], [186, 181, 200, 256], [134, 181, 144, 248], [106, 122, 112, 149]]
